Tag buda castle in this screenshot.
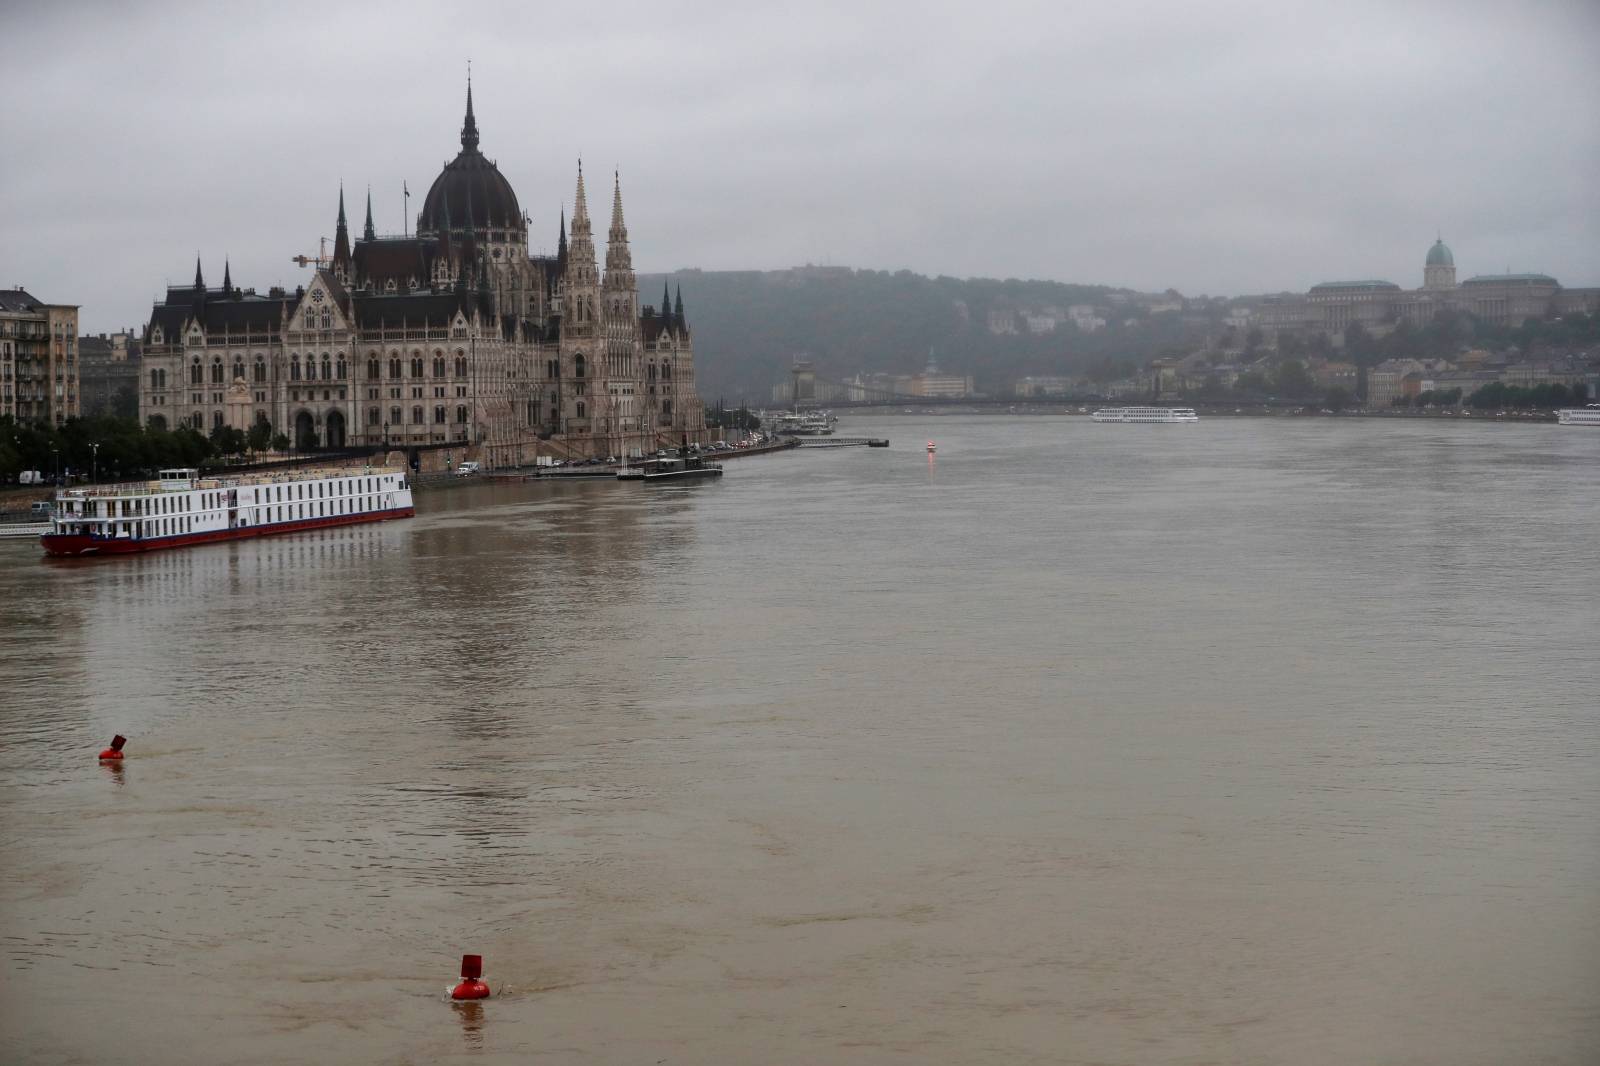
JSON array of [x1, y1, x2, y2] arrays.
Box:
[[1255, 238, 1600, 339], [139, 84, 706, 466]]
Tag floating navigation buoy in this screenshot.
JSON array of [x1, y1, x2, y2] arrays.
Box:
[[926, 441, 937, 453], [98, 735, 127, 761], [450, 954, 491, 1000]]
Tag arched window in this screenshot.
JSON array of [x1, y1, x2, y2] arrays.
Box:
[[576, 401, 585, 419], [290, 357, 301, 381], [433, 356, 445, 377], [367, 357, 380, 380], [320, 356, 331, 380], [190, 359, 203, 385], [320, 309, 331, 330], [232, 358, 244, 381], [410, 357, 423, 378], [433, 405, 445, 424], [389, 406, 401, 426], [410, 405, 423, 424], [574, 354, 585, 379], [150, 368, 161, 389], [648, 363, 656, 381], [455, 356, 468, 378], [336, 356, 346, 379], [455, 405, 467, 423], [253, 357, 266, 383], [367, 407, 381, 426], [304, 309, 315, 329], [388, 356, 401, 379], [210, 359, 224, 384]]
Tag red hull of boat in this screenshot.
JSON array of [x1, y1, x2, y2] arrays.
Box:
[[40, 507, 415, 557]]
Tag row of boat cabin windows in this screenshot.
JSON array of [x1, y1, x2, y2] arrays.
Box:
[[64, 477, 399, 538]]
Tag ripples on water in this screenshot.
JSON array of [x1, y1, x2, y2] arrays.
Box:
[[1, 417, 1596, 1064]]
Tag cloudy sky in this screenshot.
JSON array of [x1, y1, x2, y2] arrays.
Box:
[[4, 0, 1597, 334]]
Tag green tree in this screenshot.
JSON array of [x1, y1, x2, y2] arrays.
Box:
[[271, 433, 290, 453], [247, 421, 273, 454]]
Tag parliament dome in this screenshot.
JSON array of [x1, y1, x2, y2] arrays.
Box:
[[1425, 238, 1454, 268], [417, 86, 521, 235]]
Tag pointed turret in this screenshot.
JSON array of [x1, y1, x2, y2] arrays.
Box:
[[604, 170, 634, 284], [568, 161, 597, 285], [193, 256, 205, 292], [333, 186, 351, 274], [460, 76, 480, 152], [674, 285, 684, 324], [222, 259, 232, 294], [364, 189, 376, 240], [662, 281, 672, 321], [557, 208, 568, 274]]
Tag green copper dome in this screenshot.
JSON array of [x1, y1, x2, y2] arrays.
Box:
[[1426, 239, 1454, 267]]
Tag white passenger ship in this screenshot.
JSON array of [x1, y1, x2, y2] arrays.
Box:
[[42, 466, 413, 557], [1556, 405, 1600, 427], [1090, 406, 1200, 423]]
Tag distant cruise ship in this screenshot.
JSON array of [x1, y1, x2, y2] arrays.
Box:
[[1556, 405, 1600, 427], [1091, 406, 1199, 423]]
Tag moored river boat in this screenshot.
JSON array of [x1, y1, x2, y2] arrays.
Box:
[[41, 466, 414, 557]]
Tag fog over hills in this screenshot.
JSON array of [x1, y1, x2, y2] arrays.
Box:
[[641, 266, 1211, 400]]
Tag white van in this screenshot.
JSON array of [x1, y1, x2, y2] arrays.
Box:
[[456, 461, 481, 477]]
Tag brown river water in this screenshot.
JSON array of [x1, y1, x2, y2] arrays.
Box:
[[1, 416, 1597, 1064]]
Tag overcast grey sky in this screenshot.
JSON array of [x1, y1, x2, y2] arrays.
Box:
[[3, 0, 1597, 334]]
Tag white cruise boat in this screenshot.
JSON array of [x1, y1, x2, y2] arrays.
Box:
[[1556, 405, 1600, 427], [1091, 406, 1199, 423], [42, 466, 413, 557]]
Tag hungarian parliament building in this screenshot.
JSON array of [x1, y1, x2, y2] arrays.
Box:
[[139, 85, 706, 465]]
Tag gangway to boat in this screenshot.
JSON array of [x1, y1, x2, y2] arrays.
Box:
[[794, 437, 889, 448]]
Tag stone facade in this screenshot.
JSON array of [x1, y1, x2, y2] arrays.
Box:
[[78, 330, 142, 417], [1254, 239, 1600, 340], [1, 289, 79, 425], [138, 86, 706, 466]]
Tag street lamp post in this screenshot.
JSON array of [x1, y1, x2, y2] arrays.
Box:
[[91, 442, 100, 484], [51, 446, 59, 485]]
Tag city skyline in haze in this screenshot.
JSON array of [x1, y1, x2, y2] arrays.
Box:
[[3, 0, 1597, 335]]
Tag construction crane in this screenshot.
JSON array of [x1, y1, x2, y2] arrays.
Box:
[[291, 237, 332, 269]]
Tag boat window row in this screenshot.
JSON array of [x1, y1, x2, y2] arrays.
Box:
[[255, 476, 386, 504]]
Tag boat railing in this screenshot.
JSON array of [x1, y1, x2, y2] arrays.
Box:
[[54, 465, 406, 498]]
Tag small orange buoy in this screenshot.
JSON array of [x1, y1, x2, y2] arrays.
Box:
[[98, 735, 127, 761], [450, 954, 490, 1000]]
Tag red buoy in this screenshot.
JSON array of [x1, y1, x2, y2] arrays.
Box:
[[98, 735, 127, 761], [450, 954, 490, 1000]]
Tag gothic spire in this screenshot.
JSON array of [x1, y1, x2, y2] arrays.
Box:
[[193, 256, 205, 291], [604, 169, 633, 280], [674, 284, 684, 322], [461, 74, 479, 152], [572, 160, 590, 231], [567, 160, 597, 285], [333, 185, 351, 269], [610, 170, 627, 236], [556, 207, 568, 275], [662, 280, 671, 319], [364, 188, 376, 240], [222, 259, 232, 293]]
